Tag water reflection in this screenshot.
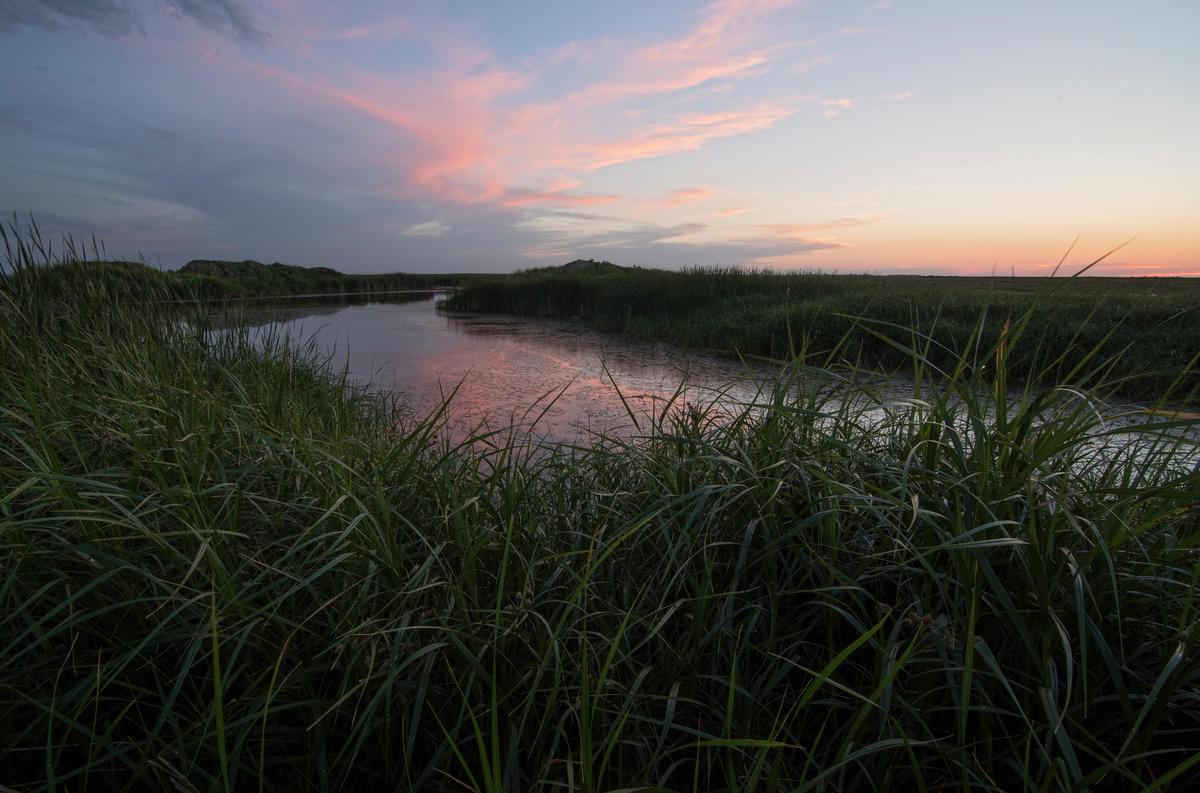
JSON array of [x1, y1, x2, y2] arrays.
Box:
[[231, 294, 783, 441], [200, 291, 434, 330], [223, 296, 1197, 465]]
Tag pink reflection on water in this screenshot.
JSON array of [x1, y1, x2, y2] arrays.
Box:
[[244, 296, 772, 443]]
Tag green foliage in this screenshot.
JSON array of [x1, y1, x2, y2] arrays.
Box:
[[444, 265, 1200, 401], [2, 233, 1200, 791]]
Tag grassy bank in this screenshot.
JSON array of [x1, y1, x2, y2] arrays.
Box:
[[178, 258, 477, 299], [1, 224, 476, 302], [443, 266, 1200, 402], [3, 242, 1200, 791]]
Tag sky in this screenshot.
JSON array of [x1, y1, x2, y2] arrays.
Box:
[[1, 0, 1197, 275]]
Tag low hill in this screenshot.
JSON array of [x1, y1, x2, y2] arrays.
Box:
[[182, 259, 342, 279], [560, 258, 623, 272], [3, 258, 479, 302], [177, 258, 464, 297]]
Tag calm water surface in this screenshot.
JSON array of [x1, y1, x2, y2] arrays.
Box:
[[231, 295, 1196, 462], [238, 295, 787, 441]]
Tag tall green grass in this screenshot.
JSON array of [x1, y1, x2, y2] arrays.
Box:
[[2, 230, 1200, 791], [443, 265, 1200, 401]]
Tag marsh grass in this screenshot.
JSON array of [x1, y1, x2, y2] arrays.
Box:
[[443, 264, 1200, 402], [2, 227, 1200, 791]]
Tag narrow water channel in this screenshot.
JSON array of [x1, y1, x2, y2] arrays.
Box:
[[224, 295, 1196, 465], [229, 293, 793, 441]]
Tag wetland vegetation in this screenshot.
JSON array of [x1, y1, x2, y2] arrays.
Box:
[[2, 232, 1199, 791], [1, 229, 477, 303], [445, 263, 1200, 402]]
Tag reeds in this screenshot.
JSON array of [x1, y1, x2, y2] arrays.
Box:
[[443, 264, 1200, 401], [2, 230, 1199, 791]]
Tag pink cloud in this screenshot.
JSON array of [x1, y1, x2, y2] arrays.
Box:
[[240, 58, 529, 204], [568, 0, 796, 105], [791, 54, 835, 74], [818, 97, 856, 118], [761, 216, 885, 235], [494, 189, 619, 208], [575, 104, 796, 170], [657, 186, 717, 208], [731, 236, 853, 267], [696, 217, 880, 265], [835, 26, 878, 37], [208, 0, 802, 214], [575, 53, 772, 106]]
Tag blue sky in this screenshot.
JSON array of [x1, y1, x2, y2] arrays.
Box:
[[1, 0, 1197, 274]]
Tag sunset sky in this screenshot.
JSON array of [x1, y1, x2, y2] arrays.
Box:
[[1, 0, 1196, 274]]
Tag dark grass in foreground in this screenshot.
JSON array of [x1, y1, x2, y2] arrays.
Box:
[[3, 240, 1200, 791], [443, 265, 1200, 402]]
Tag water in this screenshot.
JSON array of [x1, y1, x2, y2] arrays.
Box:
[[232, 294, 787, 442], [226, 295, 1198, 466]]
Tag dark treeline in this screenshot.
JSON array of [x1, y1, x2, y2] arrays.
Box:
[[444, 265, 1200, 401]]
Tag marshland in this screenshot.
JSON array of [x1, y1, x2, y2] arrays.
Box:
[[3, 3, 1199, 790], [3, 228, 1199, 791]]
